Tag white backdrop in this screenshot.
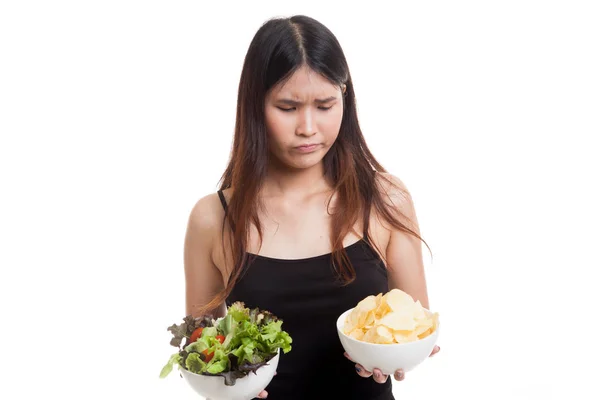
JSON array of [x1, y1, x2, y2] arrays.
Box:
[[1, 1, 599, 399]]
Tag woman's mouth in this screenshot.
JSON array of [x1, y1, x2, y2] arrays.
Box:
[[294, 144, 320, 153]]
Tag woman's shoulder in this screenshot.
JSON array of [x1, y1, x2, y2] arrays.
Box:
[[375, 172, 412, 201], [186, 190, 230, 240], [373, 171, 417, 225]]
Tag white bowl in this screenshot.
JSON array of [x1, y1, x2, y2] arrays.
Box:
[[336, 308, 440, 376], [179, 350, 279, 400]]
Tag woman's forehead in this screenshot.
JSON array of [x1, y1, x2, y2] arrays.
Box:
[[271, 68, 339, 99]]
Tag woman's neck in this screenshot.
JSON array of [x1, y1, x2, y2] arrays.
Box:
[[261, 161, 332, 199]]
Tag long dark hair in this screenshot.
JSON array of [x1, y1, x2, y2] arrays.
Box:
[[199, 15, 430, 314]]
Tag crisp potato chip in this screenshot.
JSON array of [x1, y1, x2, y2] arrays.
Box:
[[417, 328, 432, 339], [379, 311, 417, 331], [361, 326, 379, 343], [363, 310, 376, 328], [383, 289, 415, 312], [349, 328, 365, 340], [413, 320, 433, 336], [393, 329, 419, 343], [343, 288, 439, 344], [356, 295, 378, 311], [354, 295, 378, 325], [375, 325, 395, 344], [413, 300, 427, 320], [374, 296, 391, 319]]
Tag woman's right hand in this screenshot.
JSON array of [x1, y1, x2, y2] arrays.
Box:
[[256, 370, 277, 398]]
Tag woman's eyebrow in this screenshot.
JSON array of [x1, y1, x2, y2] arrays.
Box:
[[277, 96, 338, 106]]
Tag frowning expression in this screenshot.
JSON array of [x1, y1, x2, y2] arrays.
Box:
[[264, 65, 345, 170]]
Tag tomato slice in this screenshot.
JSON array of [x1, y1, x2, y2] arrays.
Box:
[[190, 327, 204, 343], [202, 349, 214, 362], [190, 329, 224, 362]]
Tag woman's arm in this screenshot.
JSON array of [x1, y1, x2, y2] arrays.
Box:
[[379, 173, 430, 309], [344, 173, 438, 384], [183, 194, 227, 319]]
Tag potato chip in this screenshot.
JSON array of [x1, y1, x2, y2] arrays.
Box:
[[413, 300, 427, 320], [375, 325, 394, 344], [417, 328, 432, 339], [343, 288, 439, 344], [379, 311, 417, 331], [360, 326, 377, 342], [363, 310, 376, 328], [393, 329, 419, 343], [374, 295, 391, 319], [413, 320, 433, 336], [383, 289, 415, 312], [348, 328, 365, 340]]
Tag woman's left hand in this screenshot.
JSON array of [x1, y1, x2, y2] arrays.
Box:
[[343, 345, 440, 383]]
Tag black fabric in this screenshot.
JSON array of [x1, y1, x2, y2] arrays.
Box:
[[217, 189, 235, 231], [218, 190, 394, 400]]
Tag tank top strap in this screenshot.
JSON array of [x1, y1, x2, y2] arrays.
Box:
[[362, 222, 372, 245], [217, 190, 235, 231], [217, 190, 228, 212]]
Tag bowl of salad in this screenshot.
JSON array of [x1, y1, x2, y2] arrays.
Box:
[[160, 301, 292, 400]]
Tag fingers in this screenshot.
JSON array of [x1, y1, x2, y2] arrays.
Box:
[[344, 352, 389, 383], [345, 353, 373, 378], [429, 345, 441, 357], [354, 363, 373, 378], [393, 369, 405, 381], [343, 352, 353, 362], [372, 368, 389, 383], [345, 347, 437, 385], [256, 370, 278, 398]]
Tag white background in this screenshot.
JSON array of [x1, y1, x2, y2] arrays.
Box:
[[1, 1, 599, 399]]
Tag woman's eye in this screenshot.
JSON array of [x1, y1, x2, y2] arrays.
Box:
[[276, 105, 333, 112]]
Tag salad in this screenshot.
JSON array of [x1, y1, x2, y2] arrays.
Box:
[[160, 301, 293, 386]]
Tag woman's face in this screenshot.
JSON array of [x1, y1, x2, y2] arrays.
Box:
[[264, 65, 344, 170]]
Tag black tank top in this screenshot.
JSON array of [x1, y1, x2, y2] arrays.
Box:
[[219, 191, 394, 400]]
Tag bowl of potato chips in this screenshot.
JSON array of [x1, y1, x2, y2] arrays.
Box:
[[336, 289, 440, 375]]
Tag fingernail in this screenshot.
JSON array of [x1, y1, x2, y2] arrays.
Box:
[[374, 371, 382, 379], [355, 366, 361, 373], [395, 371, 404, 380]]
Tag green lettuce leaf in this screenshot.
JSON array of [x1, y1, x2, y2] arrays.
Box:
[[185, 352, 206, 374], [228, 301, 250, 323], [201, 326, 218, 338], [218, 313, 237, 337], [205, 348, 229, 374], [159, 352, 182, 378], [184, 340, 208, 354], [261, 320, 293, 354]]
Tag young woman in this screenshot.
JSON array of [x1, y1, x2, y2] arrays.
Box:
[[183, 15, 440, 400]]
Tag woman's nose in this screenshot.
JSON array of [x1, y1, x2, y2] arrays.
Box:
[[296, 109, 316, 136]]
